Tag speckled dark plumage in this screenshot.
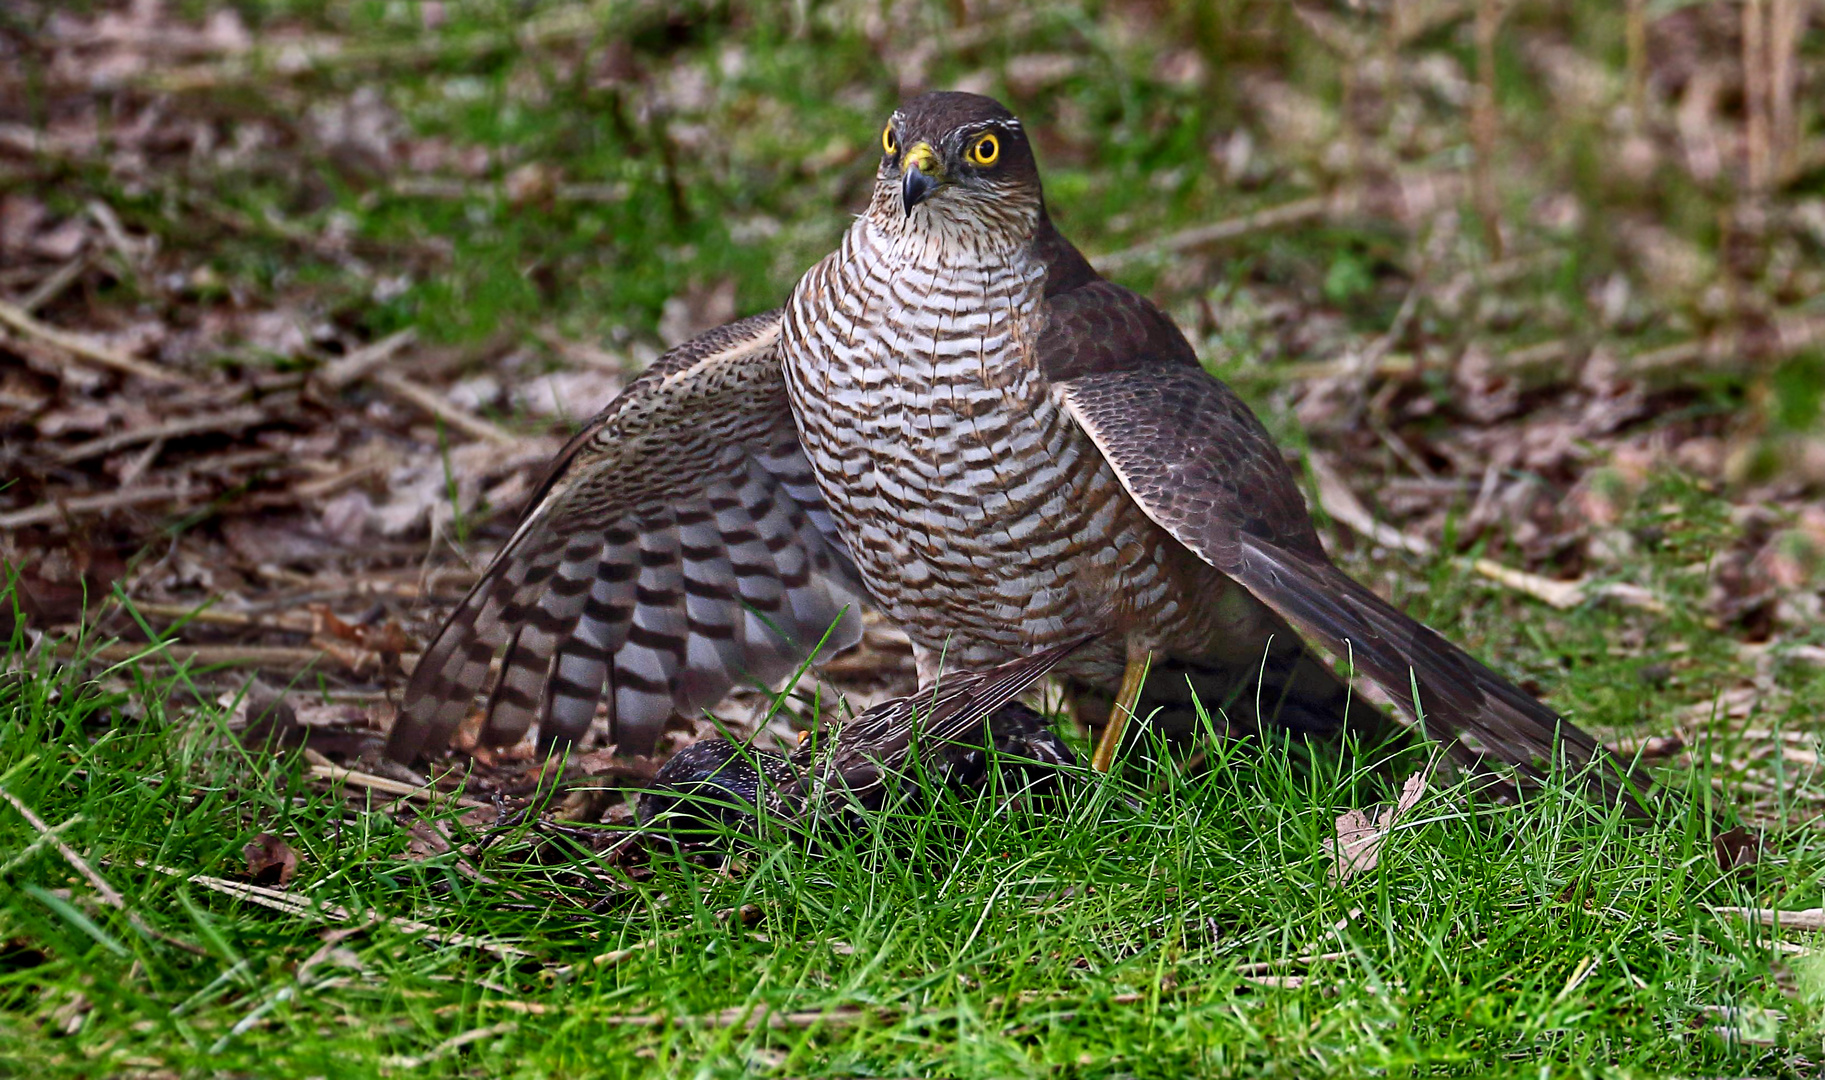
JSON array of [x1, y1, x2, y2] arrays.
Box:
[[636, 738, 803, 837], [636, 640, 1086, 835], [787, 636, 1089, 812]]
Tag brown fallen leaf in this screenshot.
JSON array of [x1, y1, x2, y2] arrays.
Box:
[[306, 603, 411, 674], [243, 832, 300, 887], [1713, 826, 1762, 876], [1325, 768, 1429, 883]]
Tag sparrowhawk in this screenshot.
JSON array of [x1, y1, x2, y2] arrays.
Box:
[[387, 92, 1641, 811]]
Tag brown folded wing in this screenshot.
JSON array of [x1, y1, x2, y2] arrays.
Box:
[[1058, 365, 1645, 812]]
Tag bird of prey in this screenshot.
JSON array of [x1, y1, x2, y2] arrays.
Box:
[[388, 91, 1641, 811], [636, 637, 1085, 838]]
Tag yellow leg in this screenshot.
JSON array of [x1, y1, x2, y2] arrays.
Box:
[[1091, 649, 1150, 773]]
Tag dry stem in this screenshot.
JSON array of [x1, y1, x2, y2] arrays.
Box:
[[0, 299, 190, 384]]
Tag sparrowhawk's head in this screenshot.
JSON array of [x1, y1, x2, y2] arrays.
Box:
[[871, 92, 1042, 243]]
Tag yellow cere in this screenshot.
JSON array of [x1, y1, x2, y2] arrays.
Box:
[[969, 133, 999, 166]]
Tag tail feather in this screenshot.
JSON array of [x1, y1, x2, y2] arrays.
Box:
[[1237, 536, 1646, 813]]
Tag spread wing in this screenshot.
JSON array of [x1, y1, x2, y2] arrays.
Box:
[[388, 312, 867, 762], [1056, 363, 1645, 811]]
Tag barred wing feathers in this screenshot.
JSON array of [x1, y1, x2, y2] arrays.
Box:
[[388, 312, 867, 762]]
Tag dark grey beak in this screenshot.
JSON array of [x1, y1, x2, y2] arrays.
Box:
[[901, 164, 937, 217]]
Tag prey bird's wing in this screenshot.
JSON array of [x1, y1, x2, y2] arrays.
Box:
[[1039, 280, 1644, 811], [791, 636, 1092, 804], [388, 312, 867, 762]]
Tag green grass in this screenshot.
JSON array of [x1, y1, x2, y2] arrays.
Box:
[[5, 556, 1825, 1077]]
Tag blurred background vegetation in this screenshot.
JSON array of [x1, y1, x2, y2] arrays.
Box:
[[5, 1, 1822, 479], [0, 0, 1822, 756], [3, 0, 1824, 771]]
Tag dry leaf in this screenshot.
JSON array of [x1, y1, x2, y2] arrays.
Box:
[[243, 832, 300, 887], [1325, 768, 1429, 883], [1713, 826, 1762, 876]]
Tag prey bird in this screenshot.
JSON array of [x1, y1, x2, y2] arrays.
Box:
[[387, 91, 1643, 812], [636, 637, 1086, 837]]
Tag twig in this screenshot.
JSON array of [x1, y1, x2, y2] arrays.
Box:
[[124, 601, 316, 634], [0, 485, 188, 530], [1628, 312, 1825, 377], [0, 812, 85, 875], [533, 327, 635, 373], [392, 177, 635, 204], [308, 761, 491, 810], [315, 328, 418, 390], [1, 788, 129, 908], [312, 328, 513, 448], [382, 1021, 520, 1068], [1625, 0, 1647, 116], [1276, 309, 1823, 389], [1269, 353, 1418, 384], [292, 459, 389, 500], [1311, 455, 1435, 558], [86, 200, 150, 273], [62, 642, 392, 674], [17, 256, 89, 314], [0, 122, 53, 156], [235, 574, 474, 608], [0, 298, 189, 384], [1713, 906, 1825, 933], [146, 864, 528, 958], [1, 787, 207, 955], [54, 406, 268, 464], [179, 876, 317, 919], [118, 438, 165, 485], [371, 371, 516, 445], [1744, 0, 1771, 193], [1232, 951, 1348, 976], [1463, 559, 1587, 609], [600, 1003, 879, 1030], [1091, 195, 1333, 272], [1308, 455, 1666, 613], [1768, 0, 1802, 183], [1471, 0, 1506, 258], [463, 999, 553, 1015]]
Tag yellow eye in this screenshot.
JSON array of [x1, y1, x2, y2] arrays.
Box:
[[882, 126, 897, 155], [969, 133, 999, 166]]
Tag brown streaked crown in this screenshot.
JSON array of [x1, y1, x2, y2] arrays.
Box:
[[880, 91, 1041, 193]]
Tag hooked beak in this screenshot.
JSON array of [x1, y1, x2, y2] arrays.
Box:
[[900, 142, 942, 216]]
